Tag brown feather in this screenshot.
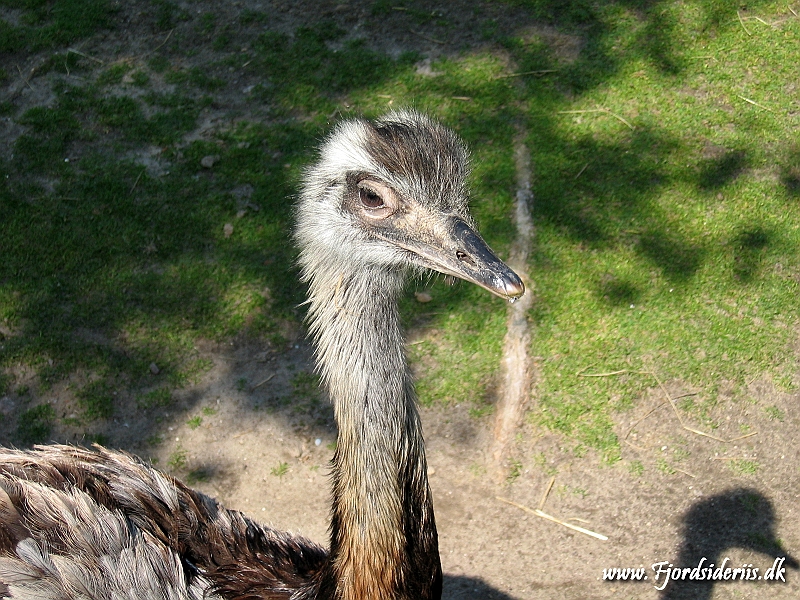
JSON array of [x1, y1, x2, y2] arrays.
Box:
[[0, 445, 326, 599]]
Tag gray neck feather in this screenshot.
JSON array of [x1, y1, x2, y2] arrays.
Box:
[[300, 254, 440, 598]]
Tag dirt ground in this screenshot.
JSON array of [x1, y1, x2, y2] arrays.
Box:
[[1, 2, 799, 599]]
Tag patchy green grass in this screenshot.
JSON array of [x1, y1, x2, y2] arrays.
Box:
[[656, 457, 677, 476], [76, 379, 114, 420], [246, 21, 419, 116], [0, 0, 115, 54], [270, 461, 289, 478], [627, 460, 644, 477], [764, 405, 784, 422], [729, 459, 760, 476], [672, 447, 691, 462], [469, 462, 486, 478], [571, 486, 588, 498], [1, 1, 798, 463], [0, 373, 10, 396], [16, 404, 55, 444], [288, 371, 331, 427], [83, 432, 110, 446], [1, 72, 304, 415], [506, 458, 523, 483], [739, 491, 761, 516], [137, 388, 172, 409], [167, 447, 188, 471], [186, 467, 211, 484], [511, 1, 800, 462]]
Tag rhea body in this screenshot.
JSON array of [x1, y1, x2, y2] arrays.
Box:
[[0, 111, 524, 600]]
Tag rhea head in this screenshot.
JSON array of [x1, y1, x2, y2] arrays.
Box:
[[295, 110, 525, 301]]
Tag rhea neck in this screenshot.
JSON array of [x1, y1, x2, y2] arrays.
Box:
[[304, 259, 442, 600]]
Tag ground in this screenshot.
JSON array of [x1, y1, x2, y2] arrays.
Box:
[[1, 1, 799, 599]]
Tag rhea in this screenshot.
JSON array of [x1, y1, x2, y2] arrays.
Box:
[[0, 111, 524, 600]]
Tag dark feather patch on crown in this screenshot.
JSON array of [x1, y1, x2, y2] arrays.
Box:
[[363, 113, 468, 211]]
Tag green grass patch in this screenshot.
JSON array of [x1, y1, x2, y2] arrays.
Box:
[[0, 372, 11, 396], [656, 458, 677, 476], [468, 404, 494, 419], [627, 460, 644, 477], [186, 467, 211, 484], [288, 371, 331, 426], [729, 459, 760, 476], [96, 63, 130, 86], [407, 284, 508, 408], [151, 0, 190, 31], [83, 432, 110, 446], [137, 388, 172, 409], [270, 461, 289, 478], [239, 9, 269, 26], [16, 403, 55, 444], [76, 379, 114, 420], [164, 67, 225, 92], [506, 458, 523, 483], [1, 1, 798, 465], [249, 21, 419, 115], [508, 1, 800, 461], [1, 79, 303, 400], [739, 492, 760, 516], [167, 446, 187, 471], [764, 405, 784, 422], [0, 0, 114, 53]]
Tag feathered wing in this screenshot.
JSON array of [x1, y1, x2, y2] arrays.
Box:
[[0, 446, 327, 600]]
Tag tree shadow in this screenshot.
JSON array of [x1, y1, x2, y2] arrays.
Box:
[[731, 226, 770, 283], [698, 150, 749, 190], [505, 0, 674, 87], [660, 488, 798, 599], [596, 274, 641, 307], [780, 146, 800, 198], [639, 230, 704, 282], [696, 0, 776, 33], [504, 0, 772, 86], [520, 110, 704, 284], [0, 16, 412, 444], [527, 120, 679, 246], [639, 5, 684, 75]]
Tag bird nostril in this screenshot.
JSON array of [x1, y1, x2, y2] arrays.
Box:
[[456, 251, 476, 267]]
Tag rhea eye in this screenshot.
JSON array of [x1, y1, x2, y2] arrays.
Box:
[[359, 187, 384, 209], [359, 187, 383, 208]]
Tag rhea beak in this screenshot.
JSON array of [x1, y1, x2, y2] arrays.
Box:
[[446, 219, 525, 300], [385, 216, 525, 302]]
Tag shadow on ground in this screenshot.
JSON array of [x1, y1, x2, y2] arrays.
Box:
[[661, 488, 798, 600], [444, 574, 519, 600]]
